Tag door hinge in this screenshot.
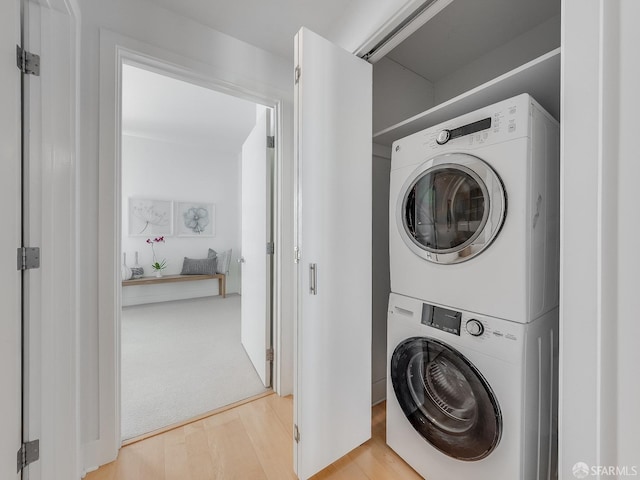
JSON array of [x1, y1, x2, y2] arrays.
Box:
[[294, 424, 300, 443], [266, 242, 275, 255], [266, 347, 274, 362], [16, 45, 40, 76], [267, 136, 275, 148], [294, 65, 301, 85], [17, 247, 40, 270], [294, 247, 301, 264], [17, 440, 39, 472]]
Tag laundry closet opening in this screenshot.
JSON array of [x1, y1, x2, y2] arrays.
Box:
[[364, 0, 561, 478], [119, 63, 275, 441], [367, 0, 561, 405]]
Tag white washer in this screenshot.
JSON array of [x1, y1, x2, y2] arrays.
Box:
[[386, 292, 558, 480], [390, 94, 559, 323]]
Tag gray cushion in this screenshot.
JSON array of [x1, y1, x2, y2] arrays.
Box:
[[180, 257, 217, 275], [209, 248, 231, 274], [217, 249, 231, 274]]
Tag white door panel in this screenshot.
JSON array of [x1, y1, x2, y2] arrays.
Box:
[[241, 109, 272, 387], [0, 0, 24, 479], [294, 28, 372, 480]]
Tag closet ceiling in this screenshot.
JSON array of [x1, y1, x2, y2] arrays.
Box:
[[122, 65, 258, 152], [385, 0, 560, 82]]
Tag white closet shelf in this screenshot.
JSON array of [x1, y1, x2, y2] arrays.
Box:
[[372, 48, 560, 146]]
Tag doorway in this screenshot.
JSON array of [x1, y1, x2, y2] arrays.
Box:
[[119, 63, 275, 440]]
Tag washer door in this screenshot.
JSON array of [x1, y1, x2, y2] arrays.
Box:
[[397, 153, 506, 264], [391, 337, 502, 461]]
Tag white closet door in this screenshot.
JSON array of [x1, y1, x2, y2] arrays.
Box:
[[241, 109, 272, 387], [294, 27, 372, 480], [0, 0, 24, 479]]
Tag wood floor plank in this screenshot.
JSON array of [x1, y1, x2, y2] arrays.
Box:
[[163, 426, 190, 480], [238, 396, 298, 480], [84, 463, 115, 480], [203, 412, 268, 479], [184, 422, 217, 479], [85, 394, 421, 480], [267, 393, 294, 436]]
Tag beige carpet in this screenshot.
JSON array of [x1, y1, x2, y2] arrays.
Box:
[[121, 294, 269, 440]]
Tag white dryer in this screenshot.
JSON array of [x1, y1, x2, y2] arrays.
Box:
[[386, 292, 558, 480], [390, 94, 559, 323]]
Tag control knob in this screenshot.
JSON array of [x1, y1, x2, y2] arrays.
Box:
[[465, 319, 484, 336], [436, 129, 451, 145]]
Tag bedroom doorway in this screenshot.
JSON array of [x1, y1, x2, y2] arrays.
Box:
[[119, 63, 275, 441]]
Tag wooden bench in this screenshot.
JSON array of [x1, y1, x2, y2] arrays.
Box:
[[122, 273, 226, 298]]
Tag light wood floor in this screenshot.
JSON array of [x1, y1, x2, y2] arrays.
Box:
[[85, 394, 422, 480]]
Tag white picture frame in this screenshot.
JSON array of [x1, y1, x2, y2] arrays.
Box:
[[176, 202, 215, 237], [128, 198, 173, 236]]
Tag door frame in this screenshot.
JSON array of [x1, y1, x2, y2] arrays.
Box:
[[95, 29, 289, 468], [21, 0, 80, 479]]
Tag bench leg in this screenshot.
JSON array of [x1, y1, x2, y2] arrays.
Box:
[[219, 277, 226, 298]]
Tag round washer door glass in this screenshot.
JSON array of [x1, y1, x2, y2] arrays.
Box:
[[391, 337, 502, 461], [398, 153, 506, 264]]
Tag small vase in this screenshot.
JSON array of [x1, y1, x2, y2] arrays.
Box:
[[121, 253, 133, 281], [154, 270, 163, 278], [131, 251, 144, 279]]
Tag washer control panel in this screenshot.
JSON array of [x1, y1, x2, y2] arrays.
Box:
[[465, 319, 484, 336]]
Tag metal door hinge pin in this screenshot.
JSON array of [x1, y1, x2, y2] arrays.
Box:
[[17, 247, 40, 270], [16, 45, 40, 76], [17, 440, 39, 472]]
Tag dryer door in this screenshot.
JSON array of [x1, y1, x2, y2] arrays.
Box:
[[397, 153, 505, 264], [391, 337, 502, 461]]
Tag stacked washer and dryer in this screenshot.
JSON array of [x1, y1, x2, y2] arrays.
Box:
[[386, 94, 560, 480]]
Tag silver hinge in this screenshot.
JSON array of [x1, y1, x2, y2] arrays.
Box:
[[17, 440, 39, 472], [266, 242, 275, 255], [294, 247, 301, 264], [266, 347, 274, 362], [294, 424, 300, 443], [16, 46, 40, 76], [266, 136, 275, 148], [17, 247, 40, 270], [294, 65, 301, 85]]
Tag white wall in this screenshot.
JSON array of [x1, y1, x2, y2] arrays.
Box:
[[371, 144, 392, 404], [615, 1, 640, 466], [373, 57, 434, 134], [121, 134, 242, 303], [560, 0, 640, 475], [76, 0, 294, 471], [433, 14, 561, 105]]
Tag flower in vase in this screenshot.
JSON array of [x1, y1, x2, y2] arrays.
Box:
[[146, 236, 167, 272]]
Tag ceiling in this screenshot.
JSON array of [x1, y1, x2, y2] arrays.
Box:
[[122, 0, 561, 145], [141, 0, 560, 83], [122, 64, 258, 153], [141, 0, 362, 60]]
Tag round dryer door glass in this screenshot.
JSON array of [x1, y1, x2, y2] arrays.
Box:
[[398, 153, 506, 264], [391, 337, 502, 461]]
